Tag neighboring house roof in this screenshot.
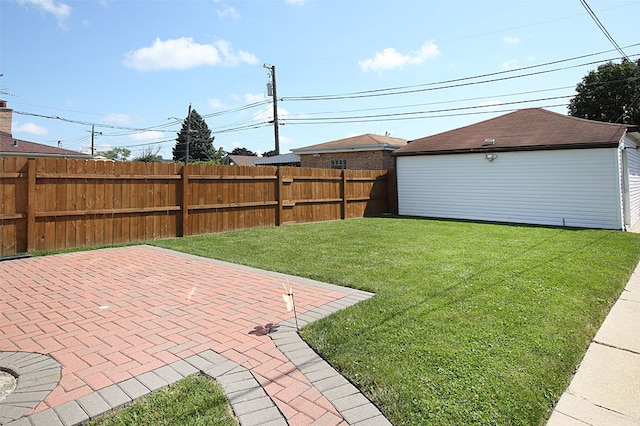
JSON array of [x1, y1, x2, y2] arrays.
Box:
[[292, 133, 407, 154], [0, 132, 90, 158], [254, 153, 300, 165], [225, 154, 257, 166], [395, 108, 638, 156]]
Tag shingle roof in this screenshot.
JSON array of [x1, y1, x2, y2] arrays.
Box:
[[395, 108, 636, 156], [293, 133, 407, 153], [225, 154, 257, 166], [254, 153, 300, 165], [0, 132, 90, 158]]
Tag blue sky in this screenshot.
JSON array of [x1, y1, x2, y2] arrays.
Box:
[[1, 0, 639, 159]]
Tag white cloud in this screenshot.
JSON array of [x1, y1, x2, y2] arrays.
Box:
[[359, 42, 440, 72], [501, 60, 519, 70], [17, 0, 71, 27], [244, 92, 266, 103], [123, 37, 258, 72], [279, 135, 294, 146], [130, 131, 163, 142], [104, 113, 133, 124], [208, 98, 226, 109], [217, 4, 240, 20], [13, 122, 48, 136], [503, 36, 520, 45]]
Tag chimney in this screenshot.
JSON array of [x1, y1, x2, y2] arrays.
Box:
[[0, 100, 13, 134]]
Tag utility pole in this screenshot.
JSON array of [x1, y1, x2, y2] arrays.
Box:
[[185, 103, 192, 164], [264, 64, 280, 155], [90, 125, 102, 156]]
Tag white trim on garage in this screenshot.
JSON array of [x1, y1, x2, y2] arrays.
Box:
[[623, 137, 640, 229], [397, 148, 623, 230]]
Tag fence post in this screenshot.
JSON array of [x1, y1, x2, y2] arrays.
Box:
[[180, 164, 189, 237], [276, 167, 283, 226], [341, 170, 347, 220], [26, 158, 36, 252], [386, 169, 398, 214]]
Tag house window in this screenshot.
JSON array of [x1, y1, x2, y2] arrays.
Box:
[[331, 159, 347, 170]]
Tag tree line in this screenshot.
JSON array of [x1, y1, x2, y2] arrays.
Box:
[[97, 109, 275, 163]]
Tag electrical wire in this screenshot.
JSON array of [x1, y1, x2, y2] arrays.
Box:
[[580, 0, 630, 61], [285, 104, 570, 125], [201, 100, 270, 119], [282, 51, 639, 102], [12, 99, 271, 135], [289, 86, 576, 117], [11, 46, 639, 142], [282, 46, 639, 102], [281, 96, 572, 125], [289, 75, 639, 119]]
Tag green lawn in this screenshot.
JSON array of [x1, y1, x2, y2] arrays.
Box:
[[153, 217, 640, 425], [89, 374, 238, 426]]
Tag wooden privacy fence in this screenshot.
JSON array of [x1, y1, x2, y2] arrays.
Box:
[[0, 157, 394, 256]]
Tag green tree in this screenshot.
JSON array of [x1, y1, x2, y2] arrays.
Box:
[[262, 149, 277, 157], [95, 147, 131, 161], [231, 147, 257, 156], [568, 59, 640, 125], [172, 109, 225, 163], [133, 146, 163, 163]]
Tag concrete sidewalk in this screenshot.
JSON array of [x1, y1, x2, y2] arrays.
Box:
[[546, 261, 640, 425]]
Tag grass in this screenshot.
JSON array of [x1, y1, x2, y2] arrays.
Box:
[[152, 217, 640, 425], [88, 374, 238, 426]]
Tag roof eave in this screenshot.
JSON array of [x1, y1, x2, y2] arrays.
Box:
[[293, 144, 403, 154], [393, 142, 620, 156], [0, 152, 91, 159]]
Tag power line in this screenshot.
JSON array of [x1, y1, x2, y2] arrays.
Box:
[[289, 86, 576, 118], [285, 104, 570, 125], [12, 99, 271, 135], [281, 96, 572, 125], [201, 100, 270, 119], [12, 47, 639, 143], [289, 75, 639, 119], [282, 46, 640, 102], [580, 0, 630, 61]]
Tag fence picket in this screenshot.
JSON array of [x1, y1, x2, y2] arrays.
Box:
[[0, 157, 392, 255]]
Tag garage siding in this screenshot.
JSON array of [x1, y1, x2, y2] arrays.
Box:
[[397, 148, 623, 229], [624, 139, 640, 227]]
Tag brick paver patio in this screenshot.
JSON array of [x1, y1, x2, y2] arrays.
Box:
[[0, 245, 389, 425]]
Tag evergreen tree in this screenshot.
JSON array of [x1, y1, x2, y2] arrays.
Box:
[[173, 109, 224, 163], [568, 59, 640, 125]]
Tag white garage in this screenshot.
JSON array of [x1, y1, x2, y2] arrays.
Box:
[[394, 109, 640, 230]]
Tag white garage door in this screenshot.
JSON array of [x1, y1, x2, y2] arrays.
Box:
[[397, 148, 623, 229]]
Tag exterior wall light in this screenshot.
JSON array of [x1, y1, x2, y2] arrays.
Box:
[[485, 153, 497, 161]]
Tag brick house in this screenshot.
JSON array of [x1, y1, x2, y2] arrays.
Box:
[[0, 100, 90, 159], [292, 134, 407, 170]]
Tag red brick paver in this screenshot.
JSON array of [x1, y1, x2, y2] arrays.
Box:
[[0, 246, 348, 424]]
